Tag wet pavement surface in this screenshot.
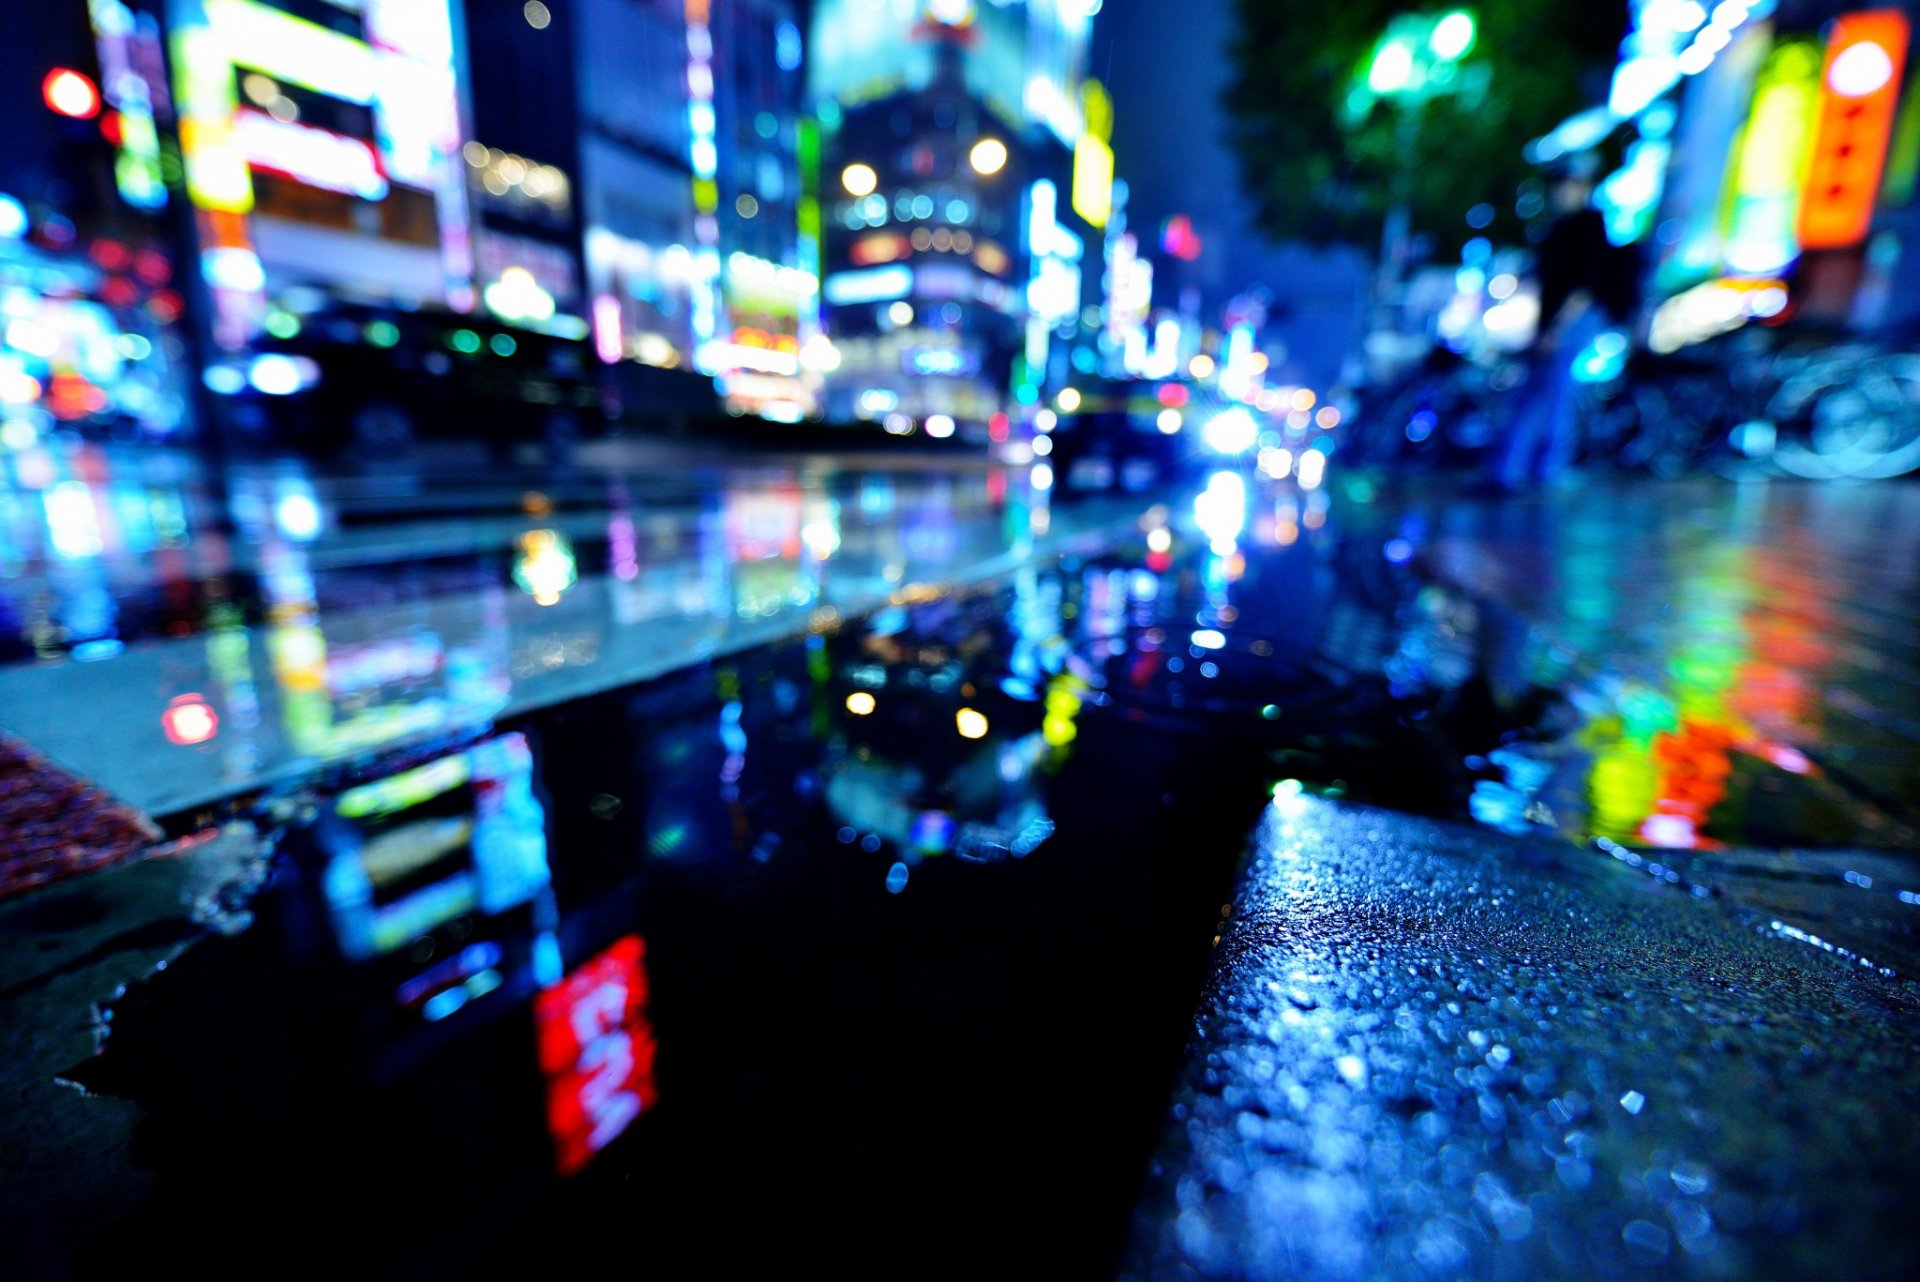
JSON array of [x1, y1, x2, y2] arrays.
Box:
[[1125, 800, 1920, 1282], [2, 443, 1918, 1277]]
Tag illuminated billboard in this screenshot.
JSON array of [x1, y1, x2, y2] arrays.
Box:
[[1071, 79, 1113, 227], [1799, 10, 1911, 251], [167, 0, 472, 339], [1723, 39, 1822, 276]]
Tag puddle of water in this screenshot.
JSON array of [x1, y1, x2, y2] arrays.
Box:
[[67, 492, 1516, 1274]]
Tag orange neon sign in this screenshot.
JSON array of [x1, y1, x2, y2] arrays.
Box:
[[1798, 10, 1911, 250]]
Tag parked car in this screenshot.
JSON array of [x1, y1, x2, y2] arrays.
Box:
[[211, 300, 608, 458]]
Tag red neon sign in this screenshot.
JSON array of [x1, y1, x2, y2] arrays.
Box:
[[535, 935, 659, 1175], [1799, 10, 1911, 251]]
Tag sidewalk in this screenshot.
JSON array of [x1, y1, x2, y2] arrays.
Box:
[[1126, 477, 1920, 1281], [1126, 798, 1920, 1281]]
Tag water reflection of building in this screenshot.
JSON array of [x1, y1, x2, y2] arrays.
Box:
[[825, 594, 1057, 865]]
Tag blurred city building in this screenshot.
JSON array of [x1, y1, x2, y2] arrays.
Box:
[[807, 0, 1113, 438], [0, 0, 1269, 450], [0, 1, 194, 449]]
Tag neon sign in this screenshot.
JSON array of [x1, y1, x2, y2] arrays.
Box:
[[1799, 9, 1911, 250]]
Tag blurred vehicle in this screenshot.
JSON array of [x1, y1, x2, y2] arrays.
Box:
[[1047, 377, 1198, 493], [210, 300, 608, 459]]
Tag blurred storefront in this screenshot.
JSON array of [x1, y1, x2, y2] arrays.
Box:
[[1531, 0, 1920, 345]]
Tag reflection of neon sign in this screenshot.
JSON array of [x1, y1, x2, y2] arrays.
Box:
[[536, 935, 659, 1176], [323, 732, 551, 959]]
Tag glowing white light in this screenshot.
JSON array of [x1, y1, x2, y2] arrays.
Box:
[[484, 266, 557, 322], [1258, 446, 1294, 479], [1430, 12, 1476, 61], [233, 110, 388, 200], [1147, 527, 1172, 553], [1031, 462, 1055, 490], [274, 490, 322, 540], [846, 691, 876, 715], [956, 707, 989, 739], [1488, 273, 1518, 300], [841, 163, 878, 197], [4, 320, 58, 358], [1368, 41, 1414, 94], [969, 138, 1008, 175], [1157, 408, 1182, 434], [1194, 471, 1247, 551], [1748, 285, 1789, 318], [928, 0, 975, 25], [1830, 41, 1896, 97], [1202, 407, 1258, 455], [1297, 449, 1327, 490], [888, 300, 914, 325], [45, 481, 103, 558], [924, 414, 956, 438], [1031, 434, 1052, 455], [248, 354, 307, 395], [202, 247, 266, 292], [1710, 2, 1748, 29], [1191, 629, 1226, 650]]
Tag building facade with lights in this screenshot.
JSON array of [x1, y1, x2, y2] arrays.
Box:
[[807, 0, 1108, 436], [576, 0, 820, 421], [1, 1, 200, 446]]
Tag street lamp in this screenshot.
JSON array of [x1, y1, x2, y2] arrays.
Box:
[[1430, 11, 1477, 62], [1349, 10, 1481, 341]]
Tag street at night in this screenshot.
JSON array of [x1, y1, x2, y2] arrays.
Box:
[[4, 2, 1920, 1280]]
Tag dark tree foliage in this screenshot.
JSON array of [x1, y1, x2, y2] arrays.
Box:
[[1225, 0, 1627, 252]]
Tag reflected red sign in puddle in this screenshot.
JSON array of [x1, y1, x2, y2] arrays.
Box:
[[535, 934, 660, 1175]]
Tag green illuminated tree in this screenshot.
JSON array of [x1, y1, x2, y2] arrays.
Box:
[[1225, 0, 1624, 252]]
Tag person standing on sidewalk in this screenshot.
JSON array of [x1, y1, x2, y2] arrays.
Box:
[[1495, 158, 1639, 490]]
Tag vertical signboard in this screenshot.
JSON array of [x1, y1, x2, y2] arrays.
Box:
[[1722, 39, 1823, 276], [1798, 9, 1910, 250]]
